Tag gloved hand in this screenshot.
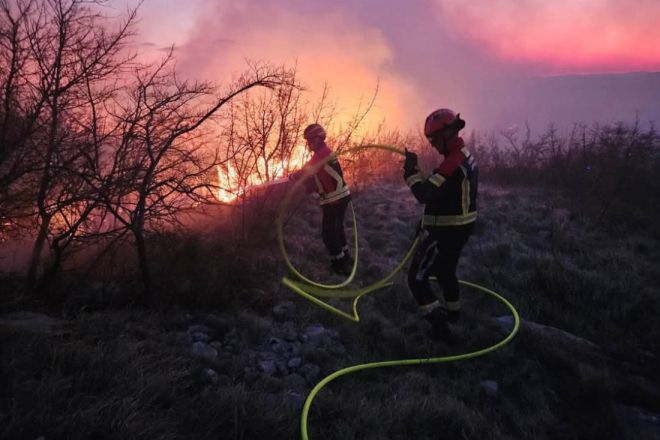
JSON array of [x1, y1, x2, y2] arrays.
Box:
[[403, 148, 418, 174]]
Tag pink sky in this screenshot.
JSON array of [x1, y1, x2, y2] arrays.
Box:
[[125, 0, 660, 132], [441, 0, 660, 75]]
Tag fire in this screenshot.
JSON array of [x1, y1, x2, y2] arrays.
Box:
[[0, 221, 11, 243], [216, 145, 310, 203]]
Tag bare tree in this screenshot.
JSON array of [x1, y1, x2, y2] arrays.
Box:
[[74, 54, 292, 299], [497, 120, 547, 169], [0, 0, 39, 236], [18, 0, 138, 289], [220, 66, 305, 191], [215, 67, 306, 236], [310, 81, 338, 128], [329, 79, 380, 153], [342, 127, 422, 191]]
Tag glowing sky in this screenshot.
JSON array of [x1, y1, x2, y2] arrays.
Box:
[[124, 0, 660, 132]]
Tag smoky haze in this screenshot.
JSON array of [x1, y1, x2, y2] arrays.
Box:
[[132, 0, 660, 132]]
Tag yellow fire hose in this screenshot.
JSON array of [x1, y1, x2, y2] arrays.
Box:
[[277, 144, 520, 440]]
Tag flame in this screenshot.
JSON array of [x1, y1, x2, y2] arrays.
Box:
[[0, 221, 11, 243], [216, 145, 310, 203]]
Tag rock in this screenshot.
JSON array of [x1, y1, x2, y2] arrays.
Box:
[[302, 325, 326, 344], [287, 357, 302, 369], [271, 341, 285, 355], [635, 409, 660, 425], [188, 324, 212, 335], [300, 363, 321, 383], [283, 391, 306, 406], [202, 368, 219, 385], [281, 326, 299, 342], [0, 312, 66, 334], [191, 342, 218, 361], [203, 315, 231, 336], [223, 329, 243, 353], [270, 337, 284, 345], [283, 373, 307, 391], [619, 405, 660, 432], [272, 339, 301, 358], [481, 380, 499, 396], [223, 328, 240, 344], [192, 332, 211, 343], [273, 301, 296, 321], [258, 360, 277, 375], [275, 359, 289, 376], [492, 315, 603, 355], [327, 329, 341, 340], [493, 316, 516, 334], [289, 342, 302, 357]]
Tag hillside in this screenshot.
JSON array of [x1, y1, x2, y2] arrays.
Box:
[[1, 183, 659, 440]]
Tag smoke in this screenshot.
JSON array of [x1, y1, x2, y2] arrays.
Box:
[[129, 0, 660, 132]]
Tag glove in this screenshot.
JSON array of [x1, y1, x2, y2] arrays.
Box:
[[403, 148, 419, 176]]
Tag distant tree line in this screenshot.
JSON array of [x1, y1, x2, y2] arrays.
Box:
[[467, 118, 660, 233]]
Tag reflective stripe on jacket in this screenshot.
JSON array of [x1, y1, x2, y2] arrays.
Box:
[[404, 138, 478, 227], [302, 144, 351, 205]]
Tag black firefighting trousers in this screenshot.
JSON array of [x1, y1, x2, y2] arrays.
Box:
[[407, 223, 475, 312], [321, 195, 351, 258]]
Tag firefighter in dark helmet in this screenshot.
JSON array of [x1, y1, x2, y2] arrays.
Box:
[[403, 109, 478, 342]]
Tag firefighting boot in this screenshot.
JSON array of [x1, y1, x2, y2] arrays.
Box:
[[438, 298, 461, 323], [425, 308, 456, 345], [331, 255, 352, 276], [341, 246, 354, 267]]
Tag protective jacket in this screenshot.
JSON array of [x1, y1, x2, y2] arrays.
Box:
[[293, 144, 350, 205], [403, 137, 478, 231]]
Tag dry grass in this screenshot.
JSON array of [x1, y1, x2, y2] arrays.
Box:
[[2, 181, 660, 440]]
